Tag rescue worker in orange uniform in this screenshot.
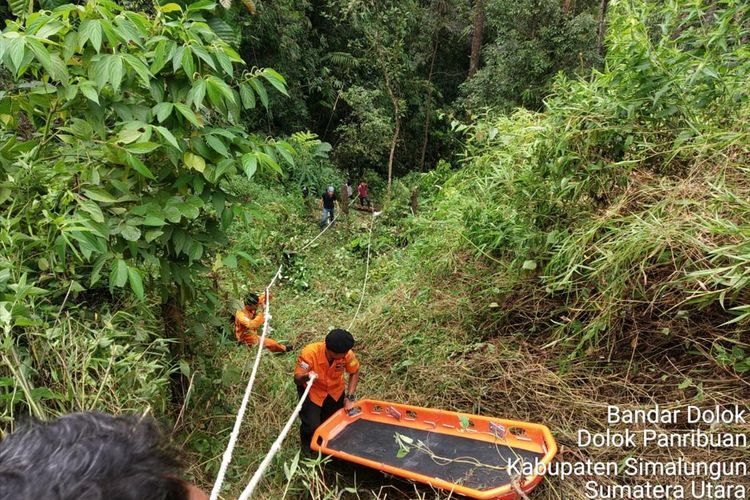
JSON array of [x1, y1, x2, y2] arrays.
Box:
[[235, 292, 288, 353], [294, 329, 360, 453]]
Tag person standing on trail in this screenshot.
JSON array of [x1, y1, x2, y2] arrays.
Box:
[[357, 180, 370, 207], [346, 180, 354, 199], [319, 185, 337, 228], [294, 329, 360, 454], [235, 292, 288, 353]]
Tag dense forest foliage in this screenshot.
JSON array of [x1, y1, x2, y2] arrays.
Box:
[[1, 0, 749, 499]]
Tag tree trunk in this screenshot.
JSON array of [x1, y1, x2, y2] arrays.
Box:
[[163, 293, 188, 405], [374, 32, 400, 197], [597, 0, 609, 57], [419, 36, 439, 171], [561, 0, 575, 15], [468, 0, 486, 78]]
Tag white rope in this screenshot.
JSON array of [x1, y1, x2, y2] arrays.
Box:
[[212, 200, 381, 498], [348, 211, 379, 330], [209, 265, 283, 500], [237, 373, 318, 500], [297, 198, 357, 253]]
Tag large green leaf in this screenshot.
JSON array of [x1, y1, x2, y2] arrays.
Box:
[[109, 259, 129, 288], [79, 19, 103, 53], [127, 266, 144, 299]]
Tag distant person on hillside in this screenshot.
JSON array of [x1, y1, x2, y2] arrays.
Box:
[[357, 180, 370, 207], [319, 185, 337, 228], [235, 292, 289, 353], [346, 180, 354, 199], [294, 329, 360, 454], [0, 412, 208, 500], [301, 185, 309, 198]]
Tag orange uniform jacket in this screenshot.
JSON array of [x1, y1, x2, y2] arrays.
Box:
[[235, 309, 265, 344], [234, 293, 285, 353], [295, 342, 360, 406]]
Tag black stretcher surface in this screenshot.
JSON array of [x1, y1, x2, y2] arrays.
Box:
[[324, 419, 544, 491]]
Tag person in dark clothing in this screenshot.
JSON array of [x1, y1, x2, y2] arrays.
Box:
[[319, 185, 337, 228], [357, 180, 370, 207]]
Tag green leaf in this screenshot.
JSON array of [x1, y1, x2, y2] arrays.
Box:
[[174, 103, 203, 128], [187, 79, 206, 109], [128, 267, 144, 299], [239, 83, 256, 109], [458, 415, 470, 429], [125, 142, 160, 154], [275, 141, 295, 166], [79, 200, 105, 223], [153, 102, 174, 123], [145, 229, 164, 242], [154, 125, 181, 150], [241, 153, 257, 178], [80, 82, 99, 104], [183, 151, 206, 172], [110, 55, 124, 92], [258, 151, 281, 174], [191, 44, 216, 70], [83, 188, 117, 203], [123, 53, 153, 88], [158, 3, 183, 13], [117, 127, 143, 144], [110, 259, 129, 288], [188, 0, 217, 11], [7, 37, 26, 75], [79, 19, 103, 53], [206, 135, 229, 157], [150, 40, 168, 74], [143, 215, 166, 226], [261, 68, 288, 96], [125, 152, 156, 179], [249, 78, 268, 109], [181, 46, 195, 79], [214, 48, 234, 76], [120, 225, 141, 241]]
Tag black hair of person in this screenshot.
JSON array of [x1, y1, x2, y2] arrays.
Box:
[[325, 329, 355, 353], [0, 412, 190, 500]]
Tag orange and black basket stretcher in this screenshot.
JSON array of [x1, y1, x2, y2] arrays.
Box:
[[311, 399, 557, 500]]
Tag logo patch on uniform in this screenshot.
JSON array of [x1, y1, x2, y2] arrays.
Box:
[[349, 359, 357, 367], [299, 361, 310, 370]]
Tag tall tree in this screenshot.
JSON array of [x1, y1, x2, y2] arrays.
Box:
[[597, 0, 609, 56], [468, 0, 486, 77], [374, 32, 400, 196]]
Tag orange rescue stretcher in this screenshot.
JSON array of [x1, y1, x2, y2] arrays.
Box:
[[311, 400, 557, 500]]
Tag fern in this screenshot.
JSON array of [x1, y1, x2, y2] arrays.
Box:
[[324, 52, 357, 68]]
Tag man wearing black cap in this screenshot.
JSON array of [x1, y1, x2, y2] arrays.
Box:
[[294, 329, 360, 453]]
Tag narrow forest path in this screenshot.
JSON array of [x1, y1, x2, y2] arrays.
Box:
[[204, 203, 396, 499]]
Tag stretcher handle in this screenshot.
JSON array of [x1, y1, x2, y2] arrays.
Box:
[[346, 406, 362, 417]]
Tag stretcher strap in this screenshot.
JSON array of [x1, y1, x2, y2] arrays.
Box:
[[238, 373, 318, 500], [209, 265, 283, 500]]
